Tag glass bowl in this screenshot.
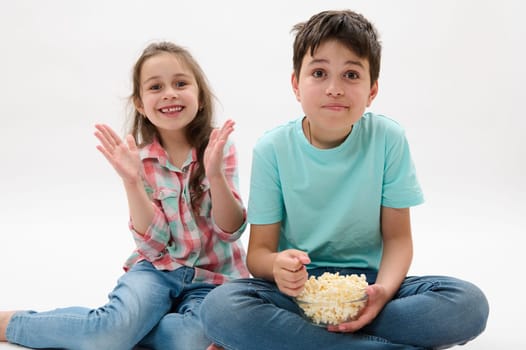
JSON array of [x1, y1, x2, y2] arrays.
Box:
[[296, 293, 368, 326]]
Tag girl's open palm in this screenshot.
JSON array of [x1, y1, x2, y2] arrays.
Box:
[[94, 124, 142, 184], [204, 119, 235, 179]]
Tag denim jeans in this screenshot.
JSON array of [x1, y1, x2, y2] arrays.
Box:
[[6, 261, 216, 350], [200, 268, 489, 350]]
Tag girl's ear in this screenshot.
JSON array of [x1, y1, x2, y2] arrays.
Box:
[[133, 97, 145, 115], [291, 72, 301, 102]]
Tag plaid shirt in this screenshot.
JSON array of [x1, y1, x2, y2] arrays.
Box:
[[123, 138, 249, 284]]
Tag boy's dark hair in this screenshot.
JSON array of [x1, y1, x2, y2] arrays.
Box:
[[292, 10, 382, 86]]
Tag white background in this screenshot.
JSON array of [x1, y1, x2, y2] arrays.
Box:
[[1, 1, 524, 349]]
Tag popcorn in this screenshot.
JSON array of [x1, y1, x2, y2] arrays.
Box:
[[296, 272, 368, 325]]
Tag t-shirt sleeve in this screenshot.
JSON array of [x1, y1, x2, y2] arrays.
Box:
[[381, 125, 424, 208], [247, 138, 284, 225]]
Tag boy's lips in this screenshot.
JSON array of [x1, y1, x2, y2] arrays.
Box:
[[322, 103, 349, 111]]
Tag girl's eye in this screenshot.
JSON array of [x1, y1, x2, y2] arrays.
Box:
[[149, 84, 162, 91], [312, 70, 325, 78], [344, 71, 359, 79], [175, 81, 187, 88]]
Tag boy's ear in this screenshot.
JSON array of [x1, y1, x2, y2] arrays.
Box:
[[291, 72, 301, 102], [367, 80, 379, 107]]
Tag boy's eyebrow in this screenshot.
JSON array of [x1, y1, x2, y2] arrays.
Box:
[[142, 73, 191, 85], [308, 58, 365, 69]]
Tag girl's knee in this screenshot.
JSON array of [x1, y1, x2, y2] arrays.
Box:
[[141, 312, 210, 350]]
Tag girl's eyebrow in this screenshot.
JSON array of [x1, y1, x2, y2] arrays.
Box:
[[142, 73, 192, 85]]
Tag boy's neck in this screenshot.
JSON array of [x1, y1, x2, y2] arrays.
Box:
[[303, 117, 352, 149]]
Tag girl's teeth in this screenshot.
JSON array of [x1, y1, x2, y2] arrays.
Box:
[[161, 106, 182, 112]]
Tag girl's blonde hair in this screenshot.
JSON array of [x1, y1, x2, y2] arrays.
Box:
[[129, 41, 215, 210]]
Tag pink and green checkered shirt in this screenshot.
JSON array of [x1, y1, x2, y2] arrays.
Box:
[[123, 138, 249, 285]]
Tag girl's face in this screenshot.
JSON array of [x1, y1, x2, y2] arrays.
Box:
[[292, 39, 378, 148], [136, 52, 200, 139]]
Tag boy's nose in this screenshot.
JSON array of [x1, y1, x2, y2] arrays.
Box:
[[325, 81, 344, 96]]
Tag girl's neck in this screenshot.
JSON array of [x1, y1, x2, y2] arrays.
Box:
[[164, 143, 192, 169], [158, 131, 192, 169]]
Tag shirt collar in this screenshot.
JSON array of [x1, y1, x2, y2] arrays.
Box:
[[140, 138, 197, 170]]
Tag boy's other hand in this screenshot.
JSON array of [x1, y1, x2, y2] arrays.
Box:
[[327, 283, 390, 333], [272, 249, 310, 296]]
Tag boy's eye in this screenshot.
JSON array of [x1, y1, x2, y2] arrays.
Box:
[[344, 71, 359, 79], [312, 70, 325, 78]]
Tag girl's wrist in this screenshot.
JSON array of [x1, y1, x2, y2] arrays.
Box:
[[207, 173, 227, 185], [122, 177, 142, 190]]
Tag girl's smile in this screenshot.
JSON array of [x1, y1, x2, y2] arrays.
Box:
[[159, 104, 185, 117]]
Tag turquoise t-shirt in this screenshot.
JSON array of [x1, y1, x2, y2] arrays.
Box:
[[247, 113, 424, 270]]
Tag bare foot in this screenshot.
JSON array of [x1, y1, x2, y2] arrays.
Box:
[[0, 311, 16, 342], [206, 344, 224, 350]]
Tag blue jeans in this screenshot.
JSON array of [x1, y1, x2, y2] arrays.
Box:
[[200, 268, 489, 350], [6, 261, 216, 350]]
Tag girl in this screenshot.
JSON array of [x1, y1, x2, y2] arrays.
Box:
[[0, 41, 249, 350]]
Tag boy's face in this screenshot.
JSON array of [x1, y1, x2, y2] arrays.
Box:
[[292, 40, 378, 142]]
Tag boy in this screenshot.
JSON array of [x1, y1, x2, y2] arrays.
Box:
[[200, 9, 488, 349]]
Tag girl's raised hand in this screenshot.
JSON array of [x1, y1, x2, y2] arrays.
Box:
[[94, 124, 142, 184], [204, 119, 235, 180]]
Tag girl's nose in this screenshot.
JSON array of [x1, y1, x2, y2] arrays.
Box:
[[163, 87, 178, 100]]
